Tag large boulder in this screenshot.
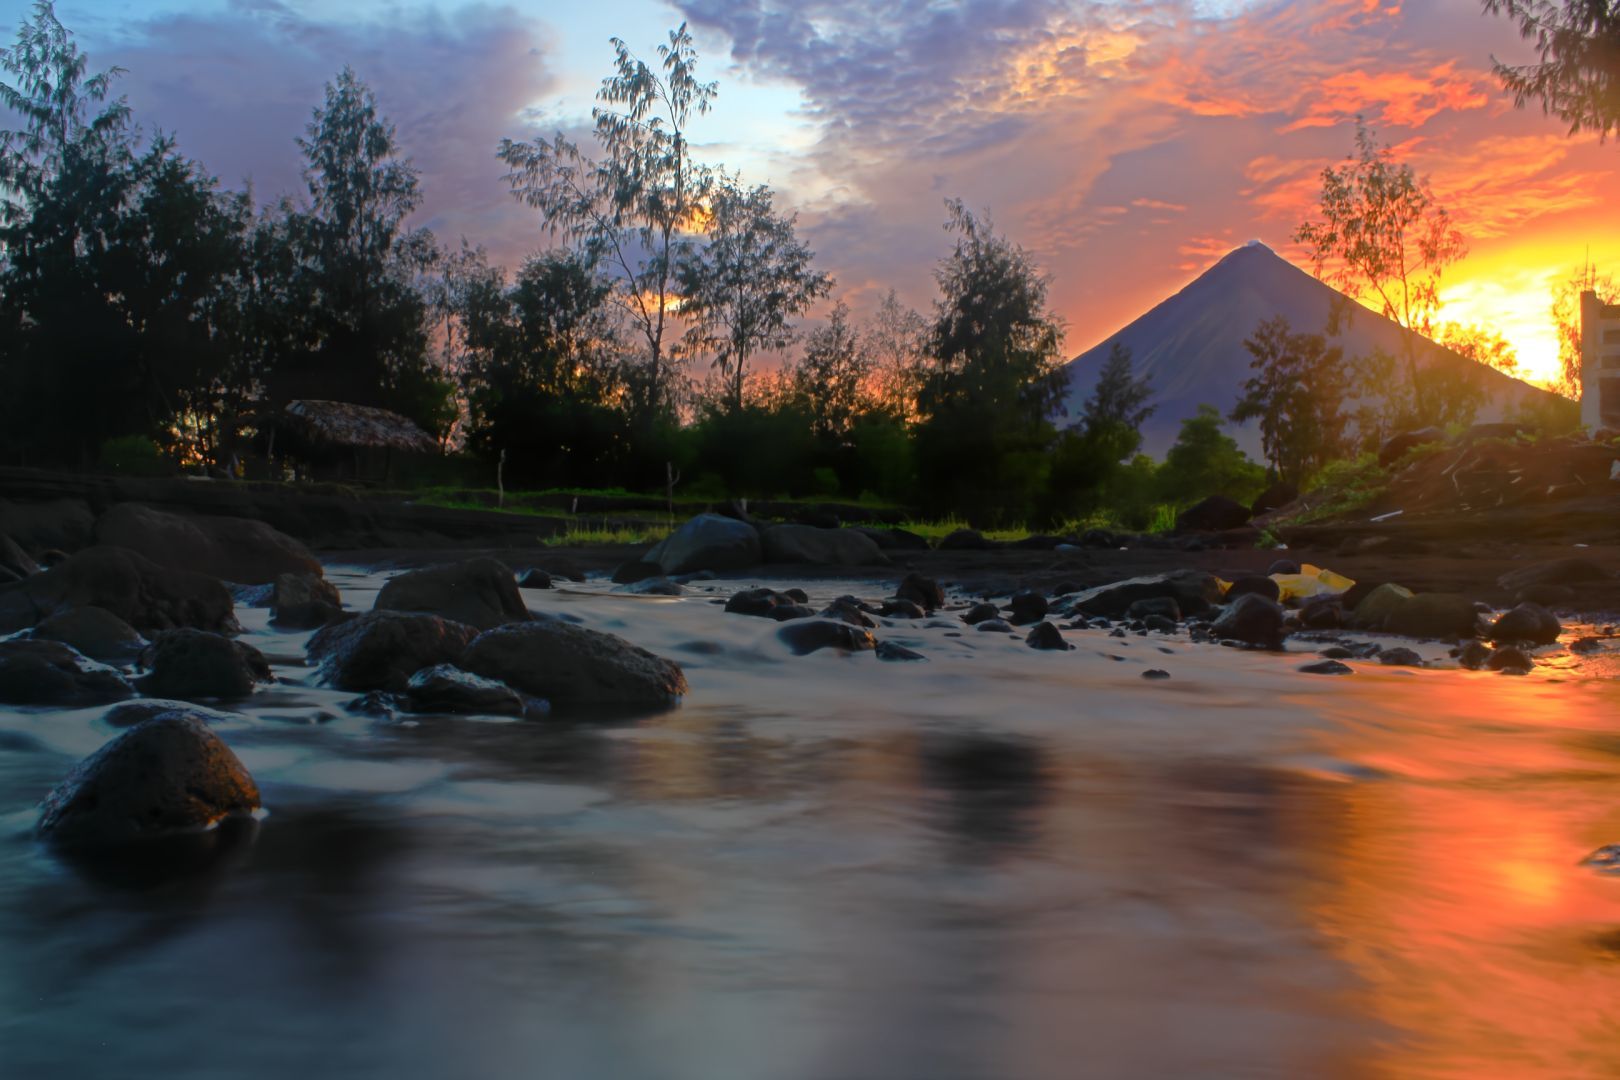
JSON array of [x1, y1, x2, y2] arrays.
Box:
[[895, 573, 945, 612], [0, 546, 235, 635], [94, 503, 320, 585], [30, 606, 146, 665], [138, 629, 272, 701], [0, 533, 37, 580], [36, 714, 259, 851], [1497, 557, 1611, 593], [1489, 602, 1561, 646], [0, 497, 94, 552], [777, 619, 878, 656], [373, 557, 528, 631], [0, 639, 134, 706], [760, 524, 890, 567], [307, 610, 479, 692], [723, 588, 813, 621], [271, 572, 344, 629], [1349, 583, 1414, 630], [1386, 594, 1481, 640], [641, 514, 761, 575], [461, 620, 687, 710], [1067, 570, 1225, 619], [852, 527, 931, 552], [404, 664, 530, 717], [1210, 594, 1287, 648], [1175, 495, 1251, 533]]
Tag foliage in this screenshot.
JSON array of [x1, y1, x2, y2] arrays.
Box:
[[1230, 315, 1355, 486], [678, 176, 831, 411], [1295, 122, 1468, 425], [98, 435, 171, 477], [1483, 1, 1620, 140], [1156, 405, 1267, 506], [1283, 452, 1388, 524], [1079, 341, 1155, 462], [787, 301, 872, 441], [1552, 262, 1619, 396], [498, 23, 716, 424]]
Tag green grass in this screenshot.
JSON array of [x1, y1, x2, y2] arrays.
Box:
[[541, 523, 671, 547], [897, 517, 1038, 543]]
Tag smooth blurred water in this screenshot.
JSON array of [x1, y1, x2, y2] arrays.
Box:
[[2, 569, 1620, 1079]]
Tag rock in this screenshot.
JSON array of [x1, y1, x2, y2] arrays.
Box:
[[1489, 602, 1561, 646], [103, 699, 245, 729], [345, 691, 400, 718], [1267, 558, 1302, 576], [271, 572, 344, 629], [725, 588, 813, 621], [36, 714, 259, 851], [819, 599, 876, 628], [1497, 557, 1611, 592], [1250, 482, 1299, 517], [1488, 646, 1534, 674], [1175, 495, 1251, 533], [0, 546, 235, 635], [1378, 427, 1446, 467], [1143, 614, 1178, 634], [880, 598, 927, 619], [895, 573, 945, 612], [517, 568, 553, 589], [307, 610, 479, 692], [461, 621, 687, 709], [876, 641, 926, 662], [1571, 637, 1606, 656], [853, 527, 931, 551], [939, 528, 996, 551], [962, 602, 1000, 625], [1008, 591, 1048, 625], [1069, 571, 1224, 619], [611, 560, 662, 585], [760, 524, 890, 567], [94, 503, 320, 585], [1386, 594, 1480, 640], [1349, 583, 1414, 630], [1378, 647, 1423, 667], [373, 557, 529, 631], [1210, 594, 1286, 648], [0, 639, 134, 706], [0, 497, 93, 553], [975, 618, 1015, 633], [1142, 669, 1171, 680], [641, 514, 761, 575], [0, 533, 37, 579], [776, 619, 878, 656], [783, 588, 810, 604], [1225, 575, 1281, 604], [138, 629, 271, 701], [404, 664, 531, 717], [1456, 640, 1493, 670], [1125, 597, 1181, 622], [1298, 597, 1345, 630], [1300, 659, 1353, 675], [30, 606, 146, 665], [624, 577, 684, 596], [1025, 622, 1069, 650]]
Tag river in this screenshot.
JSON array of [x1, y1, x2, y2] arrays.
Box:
[[2, 567, 1619, 1079]]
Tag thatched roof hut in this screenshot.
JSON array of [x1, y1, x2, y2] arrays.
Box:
[[277, 400, 438, 455]]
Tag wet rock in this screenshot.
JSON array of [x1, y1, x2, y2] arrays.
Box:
[[0, 546, 235, 635], [1378, 647, 1423, 667], [962, 602, 1001, 625], [1226, 575, 1281, 604], [517, 568, 553, 589], [624, 577, 684, 596], [1386, 594, 1481, 640], [462, 621, 687, 709], [880, 598, 927, 619], [895, 573, 945, 612], [611, 560, 662, 585], [30, 606, 146, 665], [1142, 669, 1171, 680], [103, 699, 244, 729], [271, 572, 344, 629], [345, 691, 401, 718], [1299, 597, 1345, 630], [1068, 570, 1224, 619], [1571, 637, 1606, 656], [876, 641, 926, 662], [760, 524, 890, 567], [1457, 640, 1493, 670], [641, 514, 761, 575], [0, 497, 93, 553], [939, 528, 996, 551], [1143, 614, 1178, 634], [94, 503, 320, 585], [0, 639, 135, 706], [783, 588, 810, 604], [975, 618, 1015, 633], [1489, 602, 1561, 646], [404, 664, 531, 717], [1175, 495, 1250, 533], [1209, 594, 1286, 649], [1025, 622, 1070, 650], [725, 587, 813, 620], [0, 533, 37, 579], [138, 629, 271, 701], [1299, 659, 1353, 675], [1488, 646, 1534, 674], [1008, 591, 1048, 625], [307, 610, 480, 692], [1125, 597, 1181, 622], [1349, 583, 1414, 629], [374, 557, 529, 631], [819, 599, 876, 628], [776, 619, 878, 656], [36, 714, 259, 851], [1497, 557, 1611, 593]]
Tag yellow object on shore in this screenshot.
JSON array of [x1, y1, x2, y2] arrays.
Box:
[[1271, 564, 1355, 602]]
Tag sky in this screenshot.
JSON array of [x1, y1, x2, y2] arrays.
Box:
[[12, 0, 1620, 387]]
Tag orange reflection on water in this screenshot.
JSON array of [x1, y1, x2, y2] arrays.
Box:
[[1299, 670, 1620, 1078]]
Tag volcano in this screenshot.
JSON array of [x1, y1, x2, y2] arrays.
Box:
[[1058, 241, 1560, 457]]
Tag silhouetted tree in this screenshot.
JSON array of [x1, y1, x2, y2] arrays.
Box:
[[1080, 341, 1155, 461], [1155, 405, 1266, 506], [1483, 1, 1620, 140], [789, 301, 870, 442], [1230, 316, 1354, 485]]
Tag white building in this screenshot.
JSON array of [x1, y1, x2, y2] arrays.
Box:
[[1581, 290, 1620, 432]]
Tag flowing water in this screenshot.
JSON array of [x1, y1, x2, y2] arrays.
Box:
[[3, 568, 1620, 1079]]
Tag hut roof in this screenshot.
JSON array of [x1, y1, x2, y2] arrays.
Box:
[[280, 400, 437, 455]]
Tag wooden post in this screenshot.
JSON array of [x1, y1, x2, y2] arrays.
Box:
[[497, 448, 507, 509]]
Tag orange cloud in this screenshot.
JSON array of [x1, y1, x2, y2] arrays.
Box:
[[1280, 63, 1492, 133]]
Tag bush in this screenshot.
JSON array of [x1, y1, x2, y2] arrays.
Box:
[[98, 436, 172, 477]]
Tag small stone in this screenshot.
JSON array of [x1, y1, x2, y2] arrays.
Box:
[[1142, 669, 1170, 680], [1300, 659, 1353, 675], [1025, 622, 1068, 650], [962, 602, 1000, 625], [1378, 647, 1423, 667], [876, 641, 926, 662]]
